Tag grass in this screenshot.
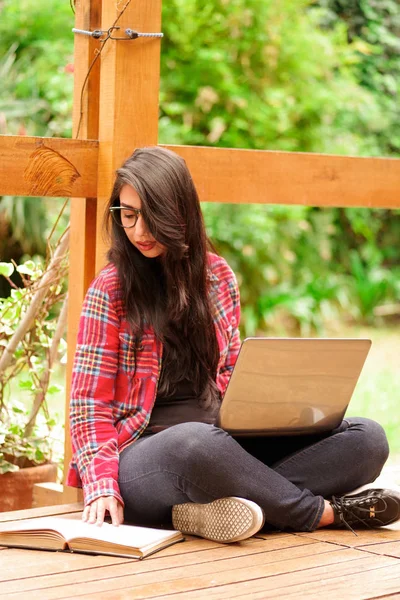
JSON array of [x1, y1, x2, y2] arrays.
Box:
[[325, 323, 400, 462]]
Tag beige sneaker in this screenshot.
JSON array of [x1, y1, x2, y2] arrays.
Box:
[[172, 496, 265, 543]]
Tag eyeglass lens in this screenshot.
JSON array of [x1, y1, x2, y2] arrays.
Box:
[[111, 207, 139, 228]]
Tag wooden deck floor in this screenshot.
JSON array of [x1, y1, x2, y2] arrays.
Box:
[[1, 502, 400, 600]]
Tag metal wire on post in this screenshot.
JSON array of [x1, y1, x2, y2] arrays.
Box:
[[72, 0, 164, 138], [125, 29, 164, 39], [72, 27, 164, 41], [72, 28, 105, 39]]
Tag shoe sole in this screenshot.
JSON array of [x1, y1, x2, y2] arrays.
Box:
[[172, 497, 265, 543]]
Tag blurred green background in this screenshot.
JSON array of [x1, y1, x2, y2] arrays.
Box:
[[0, 0, 399, 458]]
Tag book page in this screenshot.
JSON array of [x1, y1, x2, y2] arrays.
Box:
[[70, 521, 181, 551], [0, 516, 84, 541], [0, 515, 181, 553]]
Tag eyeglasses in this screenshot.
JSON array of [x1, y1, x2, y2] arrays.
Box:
[[109, 206, 142, 229]]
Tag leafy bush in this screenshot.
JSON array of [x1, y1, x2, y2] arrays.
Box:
[[0, 0, 74, 137], [0, 247, 67, 473]]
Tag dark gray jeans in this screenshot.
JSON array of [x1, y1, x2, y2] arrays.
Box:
[[119, 417, 389, 532]]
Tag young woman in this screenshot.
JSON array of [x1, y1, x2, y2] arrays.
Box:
[[68, 146, 400, 542]]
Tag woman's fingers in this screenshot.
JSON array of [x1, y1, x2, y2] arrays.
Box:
[[82, 497, 124, 527], [96, 499, 106, 526], [88, 500, 98, 524], [82, 505, 90, 522], [118, 502, 125, 525], [107, 497, 123, 526]]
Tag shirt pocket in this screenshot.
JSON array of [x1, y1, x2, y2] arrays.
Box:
[[118, 332, 136, 374], [133, 331, 160, 380]]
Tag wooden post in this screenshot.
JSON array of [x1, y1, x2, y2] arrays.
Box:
[[62, 0, 162, 499], [62, 0, 102, 501], [95, 0, 162, 269]]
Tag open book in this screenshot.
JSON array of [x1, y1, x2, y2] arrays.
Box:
[[0, 514, 184, 559]]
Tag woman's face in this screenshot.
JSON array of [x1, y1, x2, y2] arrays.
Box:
[[119, 184, 165, 258]]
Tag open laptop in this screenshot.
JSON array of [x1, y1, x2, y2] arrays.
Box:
[[217, 338, 371, 436]]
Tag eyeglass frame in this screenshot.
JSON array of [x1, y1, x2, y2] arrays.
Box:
[[109, 205, 142, 229]]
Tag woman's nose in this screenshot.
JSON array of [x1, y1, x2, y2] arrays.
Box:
[[135, 214, 149, 236]]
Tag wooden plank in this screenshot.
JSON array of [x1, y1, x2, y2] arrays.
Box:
[[2, 140, 400, 209], [117, 555, 399, 600], [356, 541, 400, 559], [0, 535, 232, 584], [3, 541, 349, 599], [0, 535, 312, 593], [32, 483, 65, 508], [0, 503, 83, 523], [55, 550, 393, 600], [2, 139, 399, 209], [0, 549, 130, 586], [0, 136, 97, 198], [255, 562, 400, 600], [63, 0, 102, 489], [295, 526, 400, 548], [0, 547, 127, 579], [163, 145, 400, 209], [95, 0, 162, 270]]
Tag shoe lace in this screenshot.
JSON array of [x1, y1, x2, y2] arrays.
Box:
[[330, 493, 388, 537]]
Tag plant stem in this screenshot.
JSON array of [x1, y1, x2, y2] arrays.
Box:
[[24, 294, 69, 437]]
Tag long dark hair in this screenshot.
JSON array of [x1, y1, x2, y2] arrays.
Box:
[[104, 146, 220, 407]]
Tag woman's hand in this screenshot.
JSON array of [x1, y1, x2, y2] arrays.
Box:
[[82, 496, 124, 527]]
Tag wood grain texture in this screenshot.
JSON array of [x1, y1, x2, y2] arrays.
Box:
[[0, 136, 97, 198], [0, 537, 316, 595], [295, 525, 400, 548], [64, 0, 102, 485], [1, 505, 400, 600], [191, 562, 400, 600], [95, 0, 163, 270], [162, 145, 400, 209], [0, 503, 83, 523], [64, 551, 393, 600], [0, 541, 345, 599], [351, 540, 400, 559]]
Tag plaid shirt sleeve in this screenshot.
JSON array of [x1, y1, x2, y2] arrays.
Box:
[[216, 264, 241, 397], [69, 275, 124, 507]]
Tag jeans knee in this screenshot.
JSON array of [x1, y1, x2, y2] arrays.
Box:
[[348, 417, 389, 474], [163, 422, 225, 470]]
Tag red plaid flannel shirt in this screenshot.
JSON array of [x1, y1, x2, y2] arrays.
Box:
[[67, 253, 241, 506]]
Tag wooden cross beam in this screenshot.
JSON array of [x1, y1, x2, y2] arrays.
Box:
[[1, 136, 399, 209], [0, 0, 399, 503]]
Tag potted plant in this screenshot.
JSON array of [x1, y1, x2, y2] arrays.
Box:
[[0, 231, 68, 511]]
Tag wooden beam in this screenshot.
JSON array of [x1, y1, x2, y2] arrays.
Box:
[[162, 145, 400, 209], [1, 138, 399, 209], [95, 0, 163, 270], [63, 0, 102, 495], [0, 135, 98, 198]]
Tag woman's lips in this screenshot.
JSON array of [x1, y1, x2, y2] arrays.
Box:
[[137, 241, 156, 251]]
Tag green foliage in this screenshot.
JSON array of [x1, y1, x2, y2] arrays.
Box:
[[159, 0, 400, 331], [0, 256, 67, 473], [0, 0, 399, 332], [203, 203, 349, 334], [0, 196, 47, 256], [317, 0, 400, 156], [160, 0, 385, 154], [0, 0, 74, 136], [0, 402, 62, 474]]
